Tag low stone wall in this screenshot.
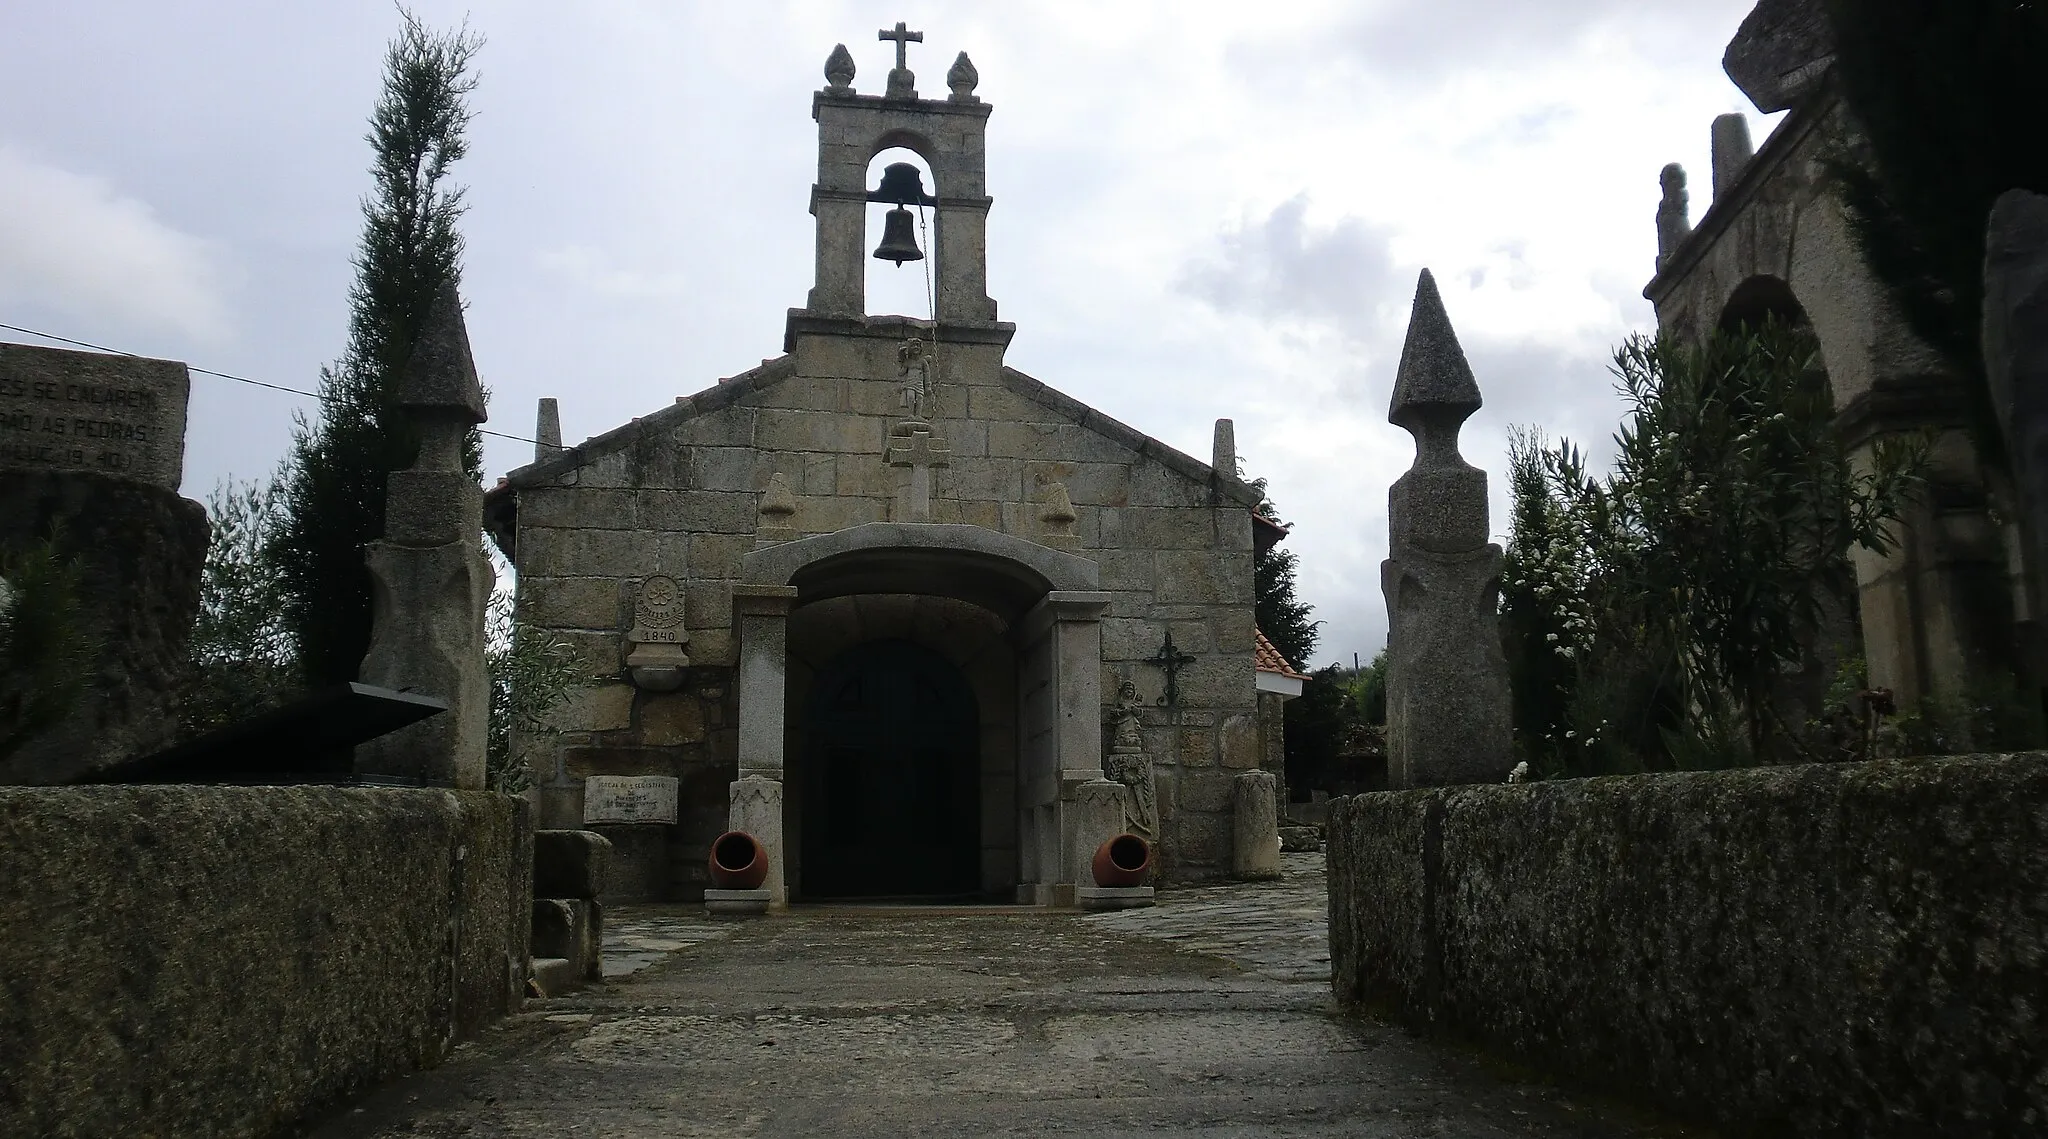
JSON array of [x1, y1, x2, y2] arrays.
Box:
[[1328, 754, 2048, 1137], [0, 786, 532, 1139]]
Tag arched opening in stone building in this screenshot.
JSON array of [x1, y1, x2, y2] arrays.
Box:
[[799, 636, 981, 898], [864, 145, 939, 320], [783, 592, 1019, 902], [1719, 273, 1858, 735], [1718, 273, 1809, 335]]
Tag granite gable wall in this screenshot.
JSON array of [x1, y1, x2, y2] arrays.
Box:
[[508, 329, 1259, 887], [1327, 755, 2048, 1136]]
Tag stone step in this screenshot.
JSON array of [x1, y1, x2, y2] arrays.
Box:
[[528, 957, 583, 998]]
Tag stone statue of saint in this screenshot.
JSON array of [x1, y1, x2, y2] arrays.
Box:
[[1104, 679, 1158, 841], [898, 337, 936, 423]]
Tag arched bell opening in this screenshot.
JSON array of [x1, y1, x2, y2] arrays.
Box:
[[864, 147, 938, 319]]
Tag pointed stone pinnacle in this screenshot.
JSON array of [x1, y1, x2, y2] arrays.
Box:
[[399, 280, 487, 425], [1388, 269, 1480, 431]]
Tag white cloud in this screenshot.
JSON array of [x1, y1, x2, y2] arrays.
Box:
[[0, 144, 233, 344]]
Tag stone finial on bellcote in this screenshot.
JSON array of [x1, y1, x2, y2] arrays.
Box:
[[824, 43, 855, 93], [947, 51, 979, 103]]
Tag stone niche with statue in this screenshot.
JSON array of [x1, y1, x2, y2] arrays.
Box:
[[0, 342, 209, 784]]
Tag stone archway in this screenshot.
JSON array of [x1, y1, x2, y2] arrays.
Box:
[[729, 522, 1122, 908]]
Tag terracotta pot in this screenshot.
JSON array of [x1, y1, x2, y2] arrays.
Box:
[[707, 831, 768, 890], [1091, 834, 1152, 888]]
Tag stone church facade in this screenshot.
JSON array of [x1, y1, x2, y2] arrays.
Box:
[[486, 32, 1283, 906]]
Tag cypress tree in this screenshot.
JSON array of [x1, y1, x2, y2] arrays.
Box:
[[1248, 480, 1319, 669], [1823, 0, 2048, 462], [274, 12, 484, 685]]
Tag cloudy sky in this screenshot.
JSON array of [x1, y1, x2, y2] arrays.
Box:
[[1, 1, 1773, 669]]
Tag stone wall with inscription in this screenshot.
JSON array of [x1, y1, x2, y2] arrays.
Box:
[[0, 343, 189, 489], [0, 343, 205, 784]]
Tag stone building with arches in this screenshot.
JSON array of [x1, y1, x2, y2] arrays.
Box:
[[484, 29, 1293, 907], [1643, 0, 2028, 711]]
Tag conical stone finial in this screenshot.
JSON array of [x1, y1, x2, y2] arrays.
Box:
[[947, 51, 979, 103], [399, 281, 488, 425], [1388, 270, 1480, 433], [824, 43, 855, 92]]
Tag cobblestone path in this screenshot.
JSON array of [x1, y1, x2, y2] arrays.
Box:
[[311, 856, 1695, 1138], [1084, 852, 1331, 984]]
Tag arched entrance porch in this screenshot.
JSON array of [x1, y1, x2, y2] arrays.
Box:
[[728, 523, 1123, 907]]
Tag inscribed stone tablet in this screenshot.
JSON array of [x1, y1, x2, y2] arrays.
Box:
[[583, 775, 679, 825], [0, 343, 190, 489]]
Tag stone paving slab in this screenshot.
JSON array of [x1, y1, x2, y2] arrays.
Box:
[[1085, 852, 1331, 984], [310, 856, 1703, 1138]]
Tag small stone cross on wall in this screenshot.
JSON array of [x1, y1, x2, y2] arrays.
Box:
[[889, 429, 950, 522]]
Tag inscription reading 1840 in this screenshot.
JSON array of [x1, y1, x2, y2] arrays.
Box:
[[0, 343, 191, 490]]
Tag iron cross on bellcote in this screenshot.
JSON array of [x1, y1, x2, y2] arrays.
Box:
[[1148, 631, 1198, 708]]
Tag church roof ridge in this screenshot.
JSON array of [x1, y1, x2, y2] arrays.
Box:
[[490, 355, 1262, 514], [997, 366, 1265, 509]]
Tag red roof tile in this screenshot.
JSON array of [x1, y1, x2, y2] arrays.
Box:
[[1254, 628, 1310, 680]]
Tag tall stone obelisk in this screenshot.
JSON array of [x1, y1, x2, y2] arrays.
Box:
[[1381, 270, 1512, 788], [357, 283, 494, 788]]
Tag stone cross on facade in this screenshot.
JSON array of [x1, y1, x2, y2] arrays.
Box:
[[888, 429, 950, 522], [879, 22, 922, 98], [1381, 269, 1511, 788]]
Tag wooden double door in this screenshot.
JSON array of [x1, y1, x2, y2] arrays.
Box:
[[801, 639, 981, 899]]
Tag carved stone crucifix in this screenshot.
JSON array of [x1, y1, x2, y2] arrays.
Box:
[[878, 22, 923, 70], [1148, 630, 1197, 707], [888, 429, 950, 522]]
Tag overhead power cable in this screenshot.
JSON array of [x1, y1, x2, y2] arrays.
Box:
[[0, 320, 542, 447]]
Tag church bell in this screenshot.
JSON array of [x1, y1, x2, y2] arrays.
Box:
[[873, 206, 923, 265], [870, 161, 931, 266]]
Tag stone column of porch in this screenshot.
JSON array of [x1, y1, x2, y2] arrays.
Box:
[[732, 584, 799, 907], [1028, 589, 1118, 906]]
